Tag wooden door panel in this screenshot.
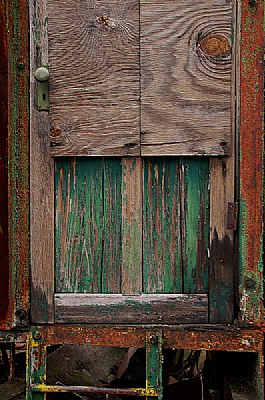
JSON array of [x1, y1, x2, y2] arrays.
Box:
[[141, 0, 233, 156], [30, 0, 238, 324], [48, 0, 140, 157]]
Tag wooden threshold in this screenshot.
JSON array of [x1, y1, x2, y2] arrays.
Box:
[[55, 294, 208, 324]]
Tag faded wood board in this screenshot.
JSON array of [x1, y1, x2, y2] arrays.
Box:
[[141, 0, 233, 156], [209, 158, 235, 323], [181, 158, 210, 293], [121, 158, 142, 294], [143, 158, 182, 293], [209, 0, 237, 324], [30, 0, 54, 323], [55, 158, 122, 293], [48, 0, 140, 156], [55, 294, 208, 324]]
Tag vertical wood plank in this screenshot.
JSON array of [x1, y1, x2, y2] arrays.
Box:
[[30, 0, 54, 323], [141, 0, 233, 156], [55, 158, 122, 294], [102, 159, 122, 293], [181, 158, 210, 294], [121, 158, 142, 295], [48, 0, 140, 157], [143, 158, 182, 294], [55, 159, 103, 293], [209, 0, 238, 324]]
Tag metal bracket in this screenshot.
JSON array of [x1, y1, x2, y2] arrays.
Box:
[[34, 66, 49, 111], [227, 202, 238, 231]]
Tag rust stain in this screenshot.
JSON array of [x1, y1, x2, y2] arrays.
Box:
[[33, 325, 264, 354], [198, 34, 230, 57], [239, 0, 264, 322], [0, 0, 10, 327], [0, 0, 29, 329]]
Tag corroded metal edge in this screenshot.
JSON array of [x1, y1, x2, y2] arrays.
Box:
[[0, 0, 30, 330], [29, 325, 264, 353], [239, 0, 264, 323]]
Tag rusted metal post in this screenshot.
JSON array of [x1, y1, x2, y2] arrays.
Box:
[[239, 0, 264, 324]]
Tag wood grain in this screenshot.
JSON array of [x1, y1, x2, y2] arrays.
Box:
[[55, 158, 122, 293], [121, 158, 142, 294], [181, 158, 210, 293], [143, 158, 182, 293], [48, 0, 140, 157], [141, 0, 233, 156], [209, 0, 237, 324], [30, 0, 54, 323], [55, 294, 208, 324]]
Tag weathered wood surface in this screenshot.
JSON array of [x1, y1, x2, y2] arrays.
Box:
[[55, 158, 122, 293], [121, 158, 142, 294], [181, 159, 210, 293], [55, 294, 208, 324], [209, 0, 237, 324], [48, 0, 140, 157], [141, 0, 233, 156], [30, 0, 54, 323], [209, 158, 235, 323], [143, 158, 182, 293]]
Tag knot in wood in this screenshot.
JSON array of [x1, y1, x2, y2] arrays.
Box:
[[97, 16, 110, 28], [198, 34, 230, 57], [50, 128, 62, 138]]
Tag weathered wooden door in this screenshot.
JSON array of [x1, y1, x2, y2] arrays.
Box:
[[30, 0, 238, 324]]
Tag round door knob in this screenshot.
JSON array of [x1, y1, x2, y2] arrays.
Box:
[[34, 66, 49, 82]]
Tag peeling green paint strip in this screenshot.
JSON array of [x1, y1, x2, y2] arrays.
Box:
[[143, 158, 182, 293], [182, 158, 210, 293], [55, 158, 122, 294]]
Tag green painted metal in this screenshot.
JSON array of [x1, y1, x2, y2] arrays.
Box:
[[55, 158, 122, 293], [146, 332, 163, 400], [143, 158, 182, 293], [182, 158, 210, 293], [26, 329, 47, 400]]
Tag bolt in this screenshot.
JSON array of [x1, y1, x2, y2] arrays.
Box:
[[34, 331, 42, 341], [17, 61, 25, 71], [245, 277, 256, 289], [149, 334, 158, 345]]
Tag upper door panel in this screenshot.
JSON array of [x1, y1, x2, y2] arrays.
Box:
[[48, 0, 234, 157]]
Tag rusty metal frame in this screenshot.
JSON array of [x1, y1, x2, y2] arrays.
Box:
[[238, 0, 264, 324], [1, 0, 264, 396], [0, 0, 30, 330], [26, 325, 264, 399]]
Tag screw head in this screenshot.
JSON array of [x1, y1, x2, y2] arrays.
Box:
[[34, 331, 42, 340], [150, 334, 158, 345]]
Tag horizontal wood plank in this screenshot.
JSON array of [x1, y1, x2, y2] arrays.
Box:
[[48, 0, 140, 156], [141, 0, 233, 156], [55, 294, 208, 324]]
